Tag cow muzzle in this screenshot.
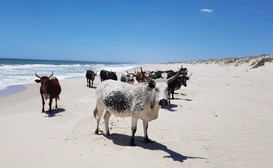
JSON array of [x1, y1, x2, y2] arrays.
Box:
[[159, 99, 168, 107]]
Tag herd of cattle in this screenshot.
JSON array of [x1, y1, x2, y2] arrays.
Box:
[[35, 65, 191, 146], [86, 66, 191, 100]]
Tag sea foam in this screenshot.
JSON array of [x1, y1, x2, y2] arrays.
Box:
[[0, 59, 140, 90]]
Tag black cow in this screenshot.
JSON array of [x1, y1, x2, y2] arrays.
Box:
[[149, 70, 175, 79], [100, 70, 118, 81], [86, 70, 97, 88], [149, 68, 187, 79], [147, 66, 190, 102], [168, 75, 190, 102]]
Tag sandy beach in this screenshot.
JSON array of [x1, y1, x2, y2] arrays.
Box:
[[1, 58, 273, 168]]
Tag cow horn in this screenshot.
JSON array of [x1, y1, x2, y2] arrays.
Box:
[[140, 67, 145, 74], [177, 65, 183, 70], [35, 72, 41, 79], [188, 72, 193, 77], [140, 67, 147, 75], [141, 67, 154, 83], [49, 72, 53, 78], [127, 70, 130, 75], [167, 65, 183, 83]]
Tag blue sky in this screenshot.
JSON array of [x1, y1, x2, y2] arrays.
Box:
[[0, 0, 273, 63]]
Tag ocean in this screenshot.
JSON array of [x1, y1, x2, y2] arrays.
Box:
[[0, 58, 140, 92]]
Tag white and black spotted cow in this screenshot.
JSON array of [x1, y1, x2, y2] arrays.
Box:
[[120, 71, 136, 84], [93, 67, 183, 146]]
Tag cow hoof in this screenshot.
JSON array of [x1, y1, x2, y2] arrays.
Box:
[[130, 142, 136, 146], [95, 129, 99, 135], [130, 139, 136, 146], [105, 131, 110, 136]]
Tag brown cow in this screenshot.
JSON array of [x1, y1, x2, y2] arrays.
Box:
[[135, 67, 147, 83], [35, 73, 61, 112]]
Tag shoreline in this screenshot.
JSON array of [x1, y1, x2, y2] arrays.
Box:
[[0, 76, 86, 98], [0, 85, 27, 97]]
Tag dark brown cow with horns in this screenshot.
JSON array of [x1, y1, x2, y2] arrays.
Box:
[[35, 73, 61, 112]]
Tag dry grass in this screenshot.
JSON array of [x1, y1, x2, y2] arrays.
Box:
[[186, 54, 273, 68]]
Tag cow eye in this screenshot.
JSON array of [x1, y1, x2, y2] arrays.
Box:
[[155, 88, 159, 92]]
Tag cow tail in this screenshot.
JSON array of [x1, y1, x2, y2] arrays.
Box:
[[93, 106, 98, 118]]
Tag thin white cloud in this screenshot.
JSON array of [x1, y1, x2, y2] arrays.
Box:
[[200, 8, 214, 13]]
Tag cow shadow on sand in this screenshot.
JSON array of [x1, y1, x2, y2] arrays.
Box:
[[162, 94, 193, 112], [162, 104, 178, 112], [87, 86, 97, 89], [102, 133, 205, 163], [44, 108, 66, 117], [172, 93, 193, 101]]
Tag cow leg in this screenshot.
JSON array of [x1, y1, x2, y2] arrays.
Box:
[[130, 117, 138, 146], [171, 90, 175, 99], [49, 98, 52, 112], [88, 79, 91, 87], [91, 79, 94, 88], [41, 95, 45, 112], [55, 98, 58, 108], [143, 121, 152, 143], [94, 106, 103, 134], [103, 111, 111, 136]]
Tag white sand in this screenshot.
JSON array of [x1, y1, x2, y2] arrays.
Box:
[[1, 61, 273, 168]]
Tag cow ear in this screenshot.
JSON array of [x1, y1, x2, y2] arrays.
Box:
[[35, 79, 41, 83], [148, 82, 155, 88]]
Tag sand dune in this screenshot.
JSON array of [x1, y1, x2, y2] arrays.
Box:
[[187, 54, 273, 68], [1, 57, 273, 168]]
